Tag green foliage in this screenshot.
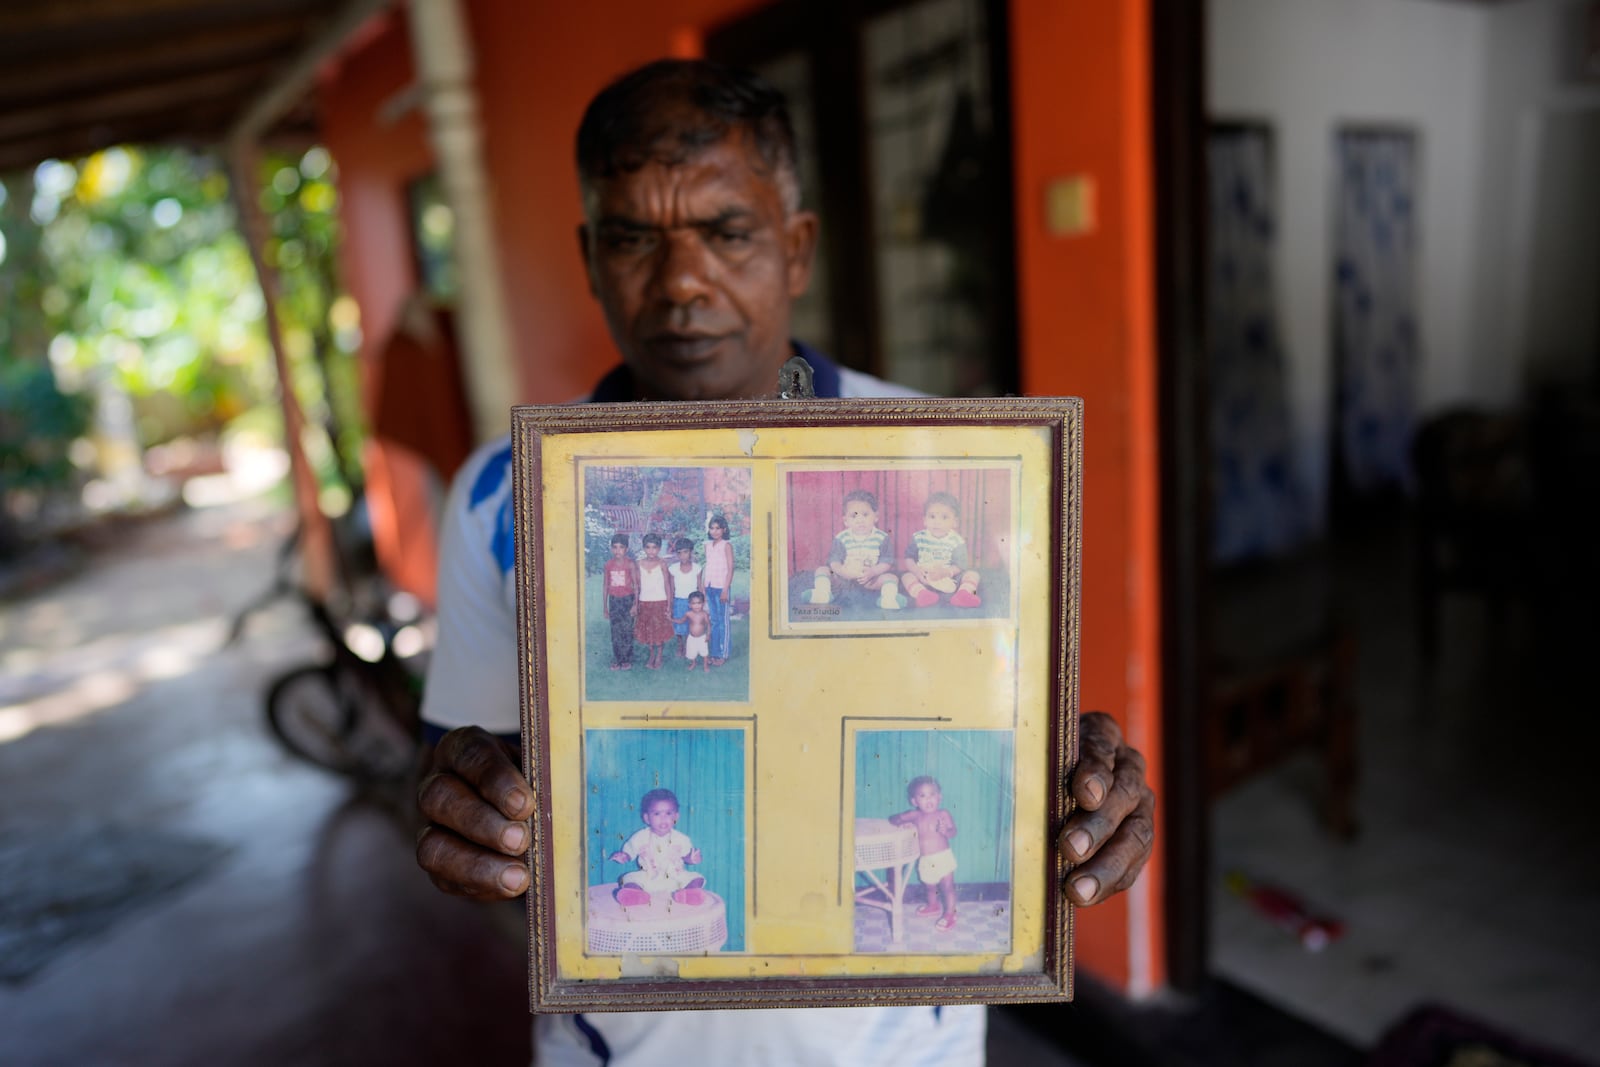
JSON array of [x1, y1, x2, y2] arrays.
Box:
[[580, 468, 754, 576], [0, 360, 91, 492], [0, 142, 362, 525]]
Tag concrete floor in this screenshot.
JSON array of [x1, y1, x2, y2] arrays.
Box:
[[0, 501, 531, 1066], [1209, 513, 1600, 1061], [0, 498, 1087, 1066]]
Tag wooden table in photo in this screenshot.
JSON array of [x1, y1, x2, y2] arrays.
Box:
[[853, 818, 921, 946]]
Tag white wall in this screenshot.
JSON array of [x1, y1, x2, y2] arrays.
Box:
[[1475, 0, 1600, 399], [1209, 0, 1491, 524], [1209, 0, 1598, 527]]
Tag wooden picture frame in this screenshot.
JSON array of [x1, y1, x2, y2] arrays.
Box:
[[512, 396, 1082, 1012]]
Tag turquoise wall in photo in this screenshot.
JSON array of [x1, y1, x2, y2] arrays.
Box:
[[855, 729, 1015, 884]]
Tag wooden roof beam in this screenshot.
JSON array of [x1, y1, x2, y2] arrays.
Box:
[[0, 63, 280, 144], [0, 102, 238, 174], [0, 17, 307, 103], [0, 0, 265, 35]]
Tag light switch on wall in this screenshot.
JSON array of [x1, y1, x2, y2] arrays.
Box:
[[1045, 175, 1096, 236]]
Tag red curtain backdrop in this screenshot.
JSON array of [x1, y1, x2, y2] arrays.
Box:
[[785, 468, 1013, 575]]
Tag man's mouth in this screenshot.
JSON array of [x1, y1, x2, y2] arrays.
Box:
[[643, 333, 729, 363]]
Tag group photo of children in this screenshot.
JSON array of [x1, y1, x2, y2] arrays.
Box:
[[782, 466, 1015, 627], [583, 728, 746, 955], [852, 729, 1015, 955], [582, 464, 750, 702]]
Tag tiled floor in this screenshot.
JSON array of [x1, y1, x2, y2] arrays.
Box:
[[1209, 513, 1600, 1060], [0, 499, 1087, 1066], [854, 886, 1012, 953]]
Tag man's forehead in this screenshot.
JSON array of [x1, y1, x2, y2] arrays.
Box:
[[581, 134, 782, 219]]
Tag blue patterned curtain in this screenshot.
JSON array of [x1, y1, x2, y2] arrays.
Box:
[[1207, 125, 1307, 562], [1334, 130, 1419, 494]]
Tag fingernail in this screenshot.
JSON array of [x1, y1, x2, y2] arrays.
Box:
[[502, 825, 527, 851], [504, 789, 528, 816], [1085, 778, 1105, 805], [500, 865, 529, 892], [1071, 875, 1099, 903], [1067, 830, 1091, 858]]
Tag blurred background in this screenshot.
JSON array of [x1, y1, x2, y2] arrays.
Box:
[[1, 1, 1595, 1064]]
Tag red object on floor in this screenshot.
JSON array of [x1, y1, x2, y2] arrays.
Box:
[[1225, 871, 1345, 951]]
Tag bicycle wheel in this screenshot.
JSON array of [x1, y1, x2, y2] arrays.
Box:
[[265, 663, 414, 784], [266, 664, 363, 776]]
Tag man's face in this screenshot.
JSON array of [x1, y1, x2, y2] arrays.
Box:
[[580, 132, 818, 401]]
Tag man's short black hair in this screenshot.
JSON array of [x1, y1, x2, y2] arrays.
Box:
[[576, 58, 800, 209]]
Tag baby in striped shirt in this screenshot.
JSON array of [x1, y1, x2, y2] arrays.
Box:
[[812, 488, 901, 610]]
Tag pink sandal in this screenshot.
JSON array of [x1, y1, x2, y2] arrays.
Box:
[[935, 914, 957, 931]]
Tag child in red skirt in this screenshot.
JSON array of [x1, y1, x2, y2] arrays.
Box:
[[634, 533, 674, 669]]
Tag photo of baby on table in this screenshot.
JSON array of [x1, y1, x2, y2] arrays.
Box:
[[783, 466, 1014, 626], [852, 729, 1014, 954], [582, 464, 750, 702], [584, 728, 746, 955]]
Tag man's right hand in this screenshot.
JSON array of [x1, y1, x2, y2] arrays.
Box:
[[415, 725, 532, 900]]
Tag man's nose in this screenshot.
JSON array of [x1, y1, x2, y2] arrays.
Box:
[[653, 231, 714, 306]]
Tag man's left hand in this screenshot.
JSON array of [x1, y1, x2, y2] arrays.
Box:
[[1061, 711, 1155, 905]]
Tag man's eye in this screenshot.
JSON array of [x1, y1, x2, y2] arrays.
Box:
[[603, 232, 647, 252], [712, 229, 752, 247]]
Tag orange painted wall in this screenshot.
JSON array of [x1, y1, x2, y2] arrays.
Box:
[[461, 0, 764, 404], [318, 12, 444, 605], [1009, 0, 1165, 994]]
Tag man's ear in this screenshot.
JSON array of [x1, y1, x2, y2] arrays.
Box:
[[577, 223, 599, 298], [783, 210, 819, 299]]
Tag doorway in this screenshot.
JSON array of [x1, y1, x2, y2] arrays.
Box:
[[707, 0, 1019, 397]]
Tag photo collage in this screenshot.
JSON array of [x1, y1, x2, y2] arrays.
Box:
[[574, 458, 1025, 963]]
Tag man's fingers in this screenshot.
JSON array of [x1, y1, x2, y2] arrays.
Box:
[[1064, 784, 1155, 905], [434, 725, 531, 819], [416, 825, 530, 901], [1060, 739, 1147, 860], [1058, 714, 1155, 907], [1072, 711, 1125, 811], [418, 769, 530, 855]]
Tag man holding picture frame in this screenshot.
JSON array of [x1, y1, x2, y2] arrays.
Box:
[[415, 59, 1154, 1066]]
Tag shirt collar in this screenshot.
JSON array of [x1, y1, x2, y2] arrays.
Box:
[[586, 342, 844, 403]]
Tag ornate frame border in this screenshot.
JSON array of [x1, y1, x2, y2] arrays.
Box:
[[512, 396, 1082, 1012]]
